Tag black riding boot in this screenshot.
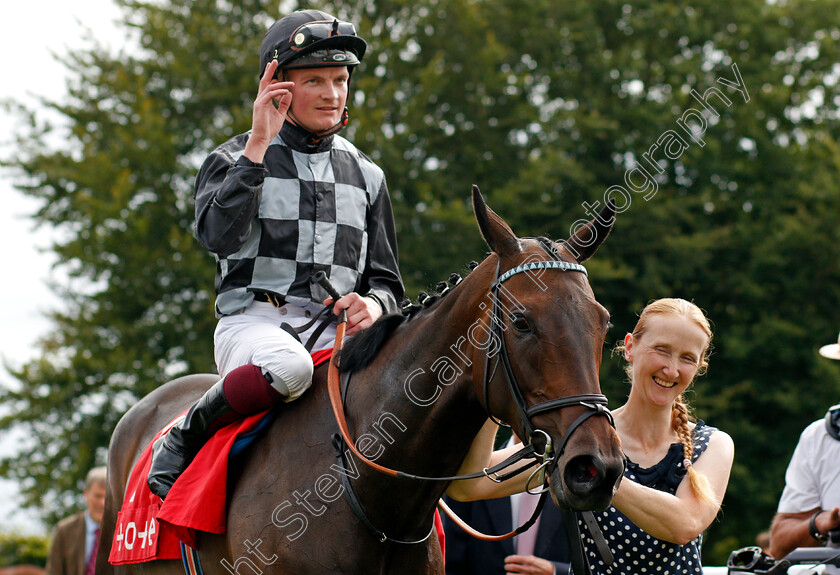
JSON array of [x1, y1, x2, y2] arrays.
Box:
[[147, 379, 236, 499]]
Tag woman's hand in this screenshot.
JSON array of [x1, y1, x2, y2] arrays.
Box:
[[504, 554, 555, 574], [610, 428, 734, 544]]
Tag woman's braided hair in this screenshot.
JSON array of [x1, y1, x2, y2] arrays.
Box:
[[617, 298, 716, 504]]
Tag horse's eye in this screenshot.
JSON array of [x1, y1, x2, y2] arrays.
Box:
[[511, 313, 532, 333]]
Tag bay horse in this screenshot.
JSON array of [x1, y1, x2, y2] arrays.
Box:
[[98, 187, 624, 574]]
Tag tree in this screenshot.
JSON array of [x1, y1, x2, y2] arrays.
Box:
[[0, 0, 269, 523], [2, 0, 840, 565], [0, 533, 48, 567]]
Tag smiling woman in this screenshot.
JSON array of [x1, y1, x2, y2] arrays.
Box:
[[449, 298, 735, 575], [575, 298, 734, 573], [613, 299, 719, 505]]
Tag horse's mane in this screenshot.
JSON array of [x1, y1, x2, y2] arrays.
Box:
[[337, 236, 562, 373], [337, 261, 482, 373], [336, 313, 406, 373]]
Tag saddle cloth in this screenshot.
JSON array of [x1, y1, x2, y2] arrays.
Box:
[[109, 349, 333, 565]]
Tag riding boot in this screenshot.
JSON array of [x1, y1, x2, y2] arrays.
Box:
[[147, 378, 238, 499], [147, 363, 287, 499]]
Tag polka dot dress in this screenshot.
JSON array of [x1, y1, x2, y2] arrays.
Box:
[[578, 421, 716, 574]]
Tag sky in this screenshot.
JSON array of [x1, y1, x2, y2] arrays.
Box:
[[0, 0, 126, 534]]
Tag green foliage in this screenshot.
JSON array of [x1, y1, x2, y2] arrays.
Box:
[[2, 0, 840, 566], [0, 533, 48, 567], [0, 0, 271, 522]]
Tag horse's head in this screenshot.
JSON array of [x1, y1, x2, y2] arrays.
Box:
[[470, 186, 624, 511]]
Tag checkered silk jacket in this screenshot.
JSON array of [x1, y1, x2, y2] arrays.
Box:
[[194, 122, 404, 317]]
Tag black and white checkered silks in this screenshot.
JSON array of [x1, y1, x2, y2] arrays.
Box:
[[194, 123, 404, 319]]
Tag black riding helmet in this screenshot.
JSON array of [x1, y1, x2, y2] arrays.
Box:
[[259, 9, 367, 78]]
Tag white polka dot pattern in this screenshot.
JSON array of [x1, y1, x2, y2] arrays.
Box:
[[578, 421, 716, 574]]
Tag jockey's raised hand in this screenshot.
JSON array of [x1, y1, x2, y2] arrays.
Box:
[[242, 59, 293, 163]]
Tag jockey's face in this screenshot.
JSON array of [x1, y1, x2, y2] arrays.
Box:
[[282, 66, 349, 133]]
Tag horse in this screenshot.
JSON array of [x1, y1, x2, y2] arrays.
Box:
[[98, 187, 625, 574]]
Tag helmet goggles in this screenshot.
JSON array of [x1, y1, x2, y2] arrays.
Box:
[[260, 11, 367, 79], [290, 20, 357, 51]]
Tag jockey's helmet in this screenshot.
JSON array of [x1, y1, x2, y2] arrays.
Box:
[[259, 10, 367, 79]]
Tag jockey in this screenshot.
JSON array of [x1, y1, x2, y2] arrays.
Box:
[[147, 9, 404, 499]]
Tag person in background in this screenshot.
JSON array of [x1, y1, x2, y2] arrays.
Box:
[[769, 331, 840, 558], [46, 467, 106, 575], [448, 298, 734, 575], [756, 530, 771, 555]]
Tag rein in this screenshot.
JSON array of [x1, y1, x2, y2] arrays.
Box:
[[316, 252, 616, 563]]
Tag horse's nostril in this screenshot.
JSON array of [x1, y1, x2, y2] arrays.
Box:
[[581, 461, 598, 482], [552, 454, 625, 511], [568, 457, 600, 486]]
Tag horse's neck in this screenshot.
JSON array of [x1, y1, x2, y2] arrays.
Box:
[[336, 286, 493, 540], [348, 277, 492, 478]]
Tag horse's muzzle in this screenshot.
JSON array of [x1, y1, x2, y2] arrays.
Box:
[[550, 452, 625, 512]]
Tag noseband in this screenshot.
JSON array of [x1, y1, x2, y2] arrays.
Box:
[[482, 245, 614, 487]]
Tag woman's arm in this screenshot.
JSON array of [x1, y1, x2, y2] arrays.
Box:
[[446, 420, 534, 501], [611, 429, 735, 544]]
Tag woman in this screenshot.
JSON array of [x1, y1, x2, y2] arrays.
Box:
[[448, 298, 734, 574]]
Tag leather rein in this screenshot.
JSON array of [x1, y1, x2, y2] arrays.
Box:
[[316, 250, 617, 564]]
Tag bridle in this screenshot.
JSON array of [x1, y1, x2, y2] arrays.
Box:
[[318, 244, 618, 560], [470, 243, 619, 575], [481, 240, 614, 489]]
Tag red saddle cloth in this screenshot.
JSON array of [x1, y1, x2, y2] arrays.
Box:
[[108, 349, 333, 565], [108, 349, 445, 565]]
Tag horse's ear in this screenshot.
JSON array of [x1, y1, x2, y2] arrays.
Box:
[[472, 185, 520, 256], [563, 199, 616, 263]]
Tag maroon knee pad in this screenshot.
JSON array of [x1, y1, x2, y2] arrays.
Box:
[[221, 364, 285, 415]]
